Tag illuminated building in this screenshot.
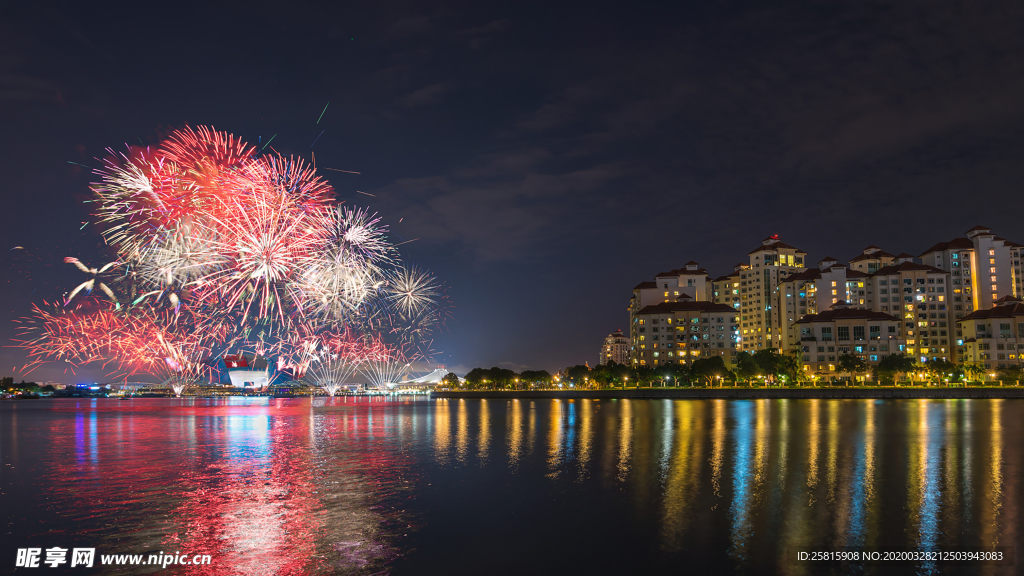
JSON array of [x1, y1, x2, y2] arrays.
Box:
[[793, 301, 905, 376], [956, 297, 1024, 371], [628, 261, 711, 362], [626, 227, 1021, 367], [710, 263, 747, 310], [599, 330, 630, 365], [778, 259, 871, 351], [630, 301, 739, 367], [221, 353, 270, 389], [848, 245, 903, 274], [863, 262, 952, 362], [740, 236, 806, 352]]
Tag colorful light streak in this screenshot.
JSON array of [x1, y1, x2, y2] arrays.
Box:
[[16, 125, 448, 391]]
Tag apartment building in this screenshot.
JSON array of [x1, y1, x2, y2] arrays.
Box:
[[778, 260, 871, 351], [864, 262, 952, 362], [599, 330, 631, 365], [631, 301, 739, 368], [848, 246, 897, 274], [740, 236, 807, 352], [793, 302, 905, 376], [710, 263, 747, 310], [625, 226, 1020, 367], [956, 296, 1024, 371]]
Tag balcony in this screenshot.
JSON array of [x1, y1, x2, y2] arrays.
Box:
[[800, 336, 817, 342]]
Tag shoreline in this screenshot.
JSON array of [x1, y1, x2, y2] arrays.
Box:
[[433, 387, 1024, 400]]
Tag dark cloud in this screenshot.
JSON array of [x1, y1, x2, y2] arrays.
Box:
[[398, 82, 452, 108], [2, 0, 1023, 379]]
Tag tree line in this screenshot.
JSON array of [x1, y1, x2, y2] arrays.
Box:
[[446, 351, 1024, 390]]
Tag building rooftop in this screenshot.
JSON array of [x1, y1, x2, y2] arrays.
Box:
[[850, 249, 896, 262], [959, 302, 1024, 321], [748, 239, 806, 255], [794, 307, 900, 324], [870, 261, 947, 276], [635, 301, 739, 315], [919, 238, 974, 255]]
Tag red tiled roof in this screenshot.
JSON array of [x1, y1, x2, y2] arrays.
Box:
[[967, 225, 992, 233], [748, 240, 806, 255], [782, 269, 822, 282], [850, 250, 895, 262], [919, 238, 973, 256], [633, 281, 657, 290], [993, 295, 1023, 304], [655, 266, 709, 277], [958, 303, 1024, 321], [795, 308, 900, 324], [870, 262, 947, 276], [635, 301, 739, 315]]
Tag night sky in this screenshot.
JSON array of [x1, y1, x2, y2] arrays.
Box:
[[3, 1, 1024, 382]]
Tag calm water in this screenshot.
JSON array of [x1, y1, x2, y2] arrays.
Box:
[[1, 397, 1021, 575]]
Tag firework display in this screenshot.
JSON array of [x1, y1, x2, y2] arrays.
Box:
[[16, 126, 446, 395]]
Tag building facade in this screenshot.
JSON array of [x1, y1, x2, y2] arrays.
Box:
[[627, 226, 1021, 369], [956, 297, 1024, 371], [793, 302, 905, 377], [600, 330, 631, 365], [631, 301, 739, 368], [740, 236, 807, 352]]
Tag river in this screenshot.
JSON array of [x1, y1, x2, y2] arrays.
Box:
[[1, 397, 1019, 575]]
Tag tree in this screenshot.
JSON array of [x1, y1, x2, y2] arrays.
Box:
[[734, 352, 759, 385], [520, 370, 553, 387], [874, 354, 917, 385], [925, 359, 957, 385], [441, 372, 460, 388], [564, 365, 590, 386], [464, 368, 490, 389], [962, 363, 986, 384], [661, 362, 690, 387], [837, 354, 868, 385], [690, 356, 729, 387], [996, 364, 1024, 384]]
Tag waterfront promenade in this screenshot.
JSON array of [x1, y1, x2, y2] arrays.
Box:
[[434, 386, 1024, 400]]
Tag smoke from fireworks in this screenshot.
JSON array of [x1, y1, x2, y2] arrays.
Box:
[[17, 126, 448, 393]]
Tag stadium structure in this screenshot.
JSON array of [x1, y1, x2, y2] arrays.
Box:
[[221, 353, 270, 389]]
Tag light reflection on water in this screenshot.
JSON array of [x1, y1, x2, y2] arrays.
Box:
[[2, 398, 1022, 575]]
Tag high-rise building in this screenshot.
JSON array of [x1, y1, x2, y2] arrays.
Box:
[[848, 246, 899, 274], [740, 236, 806, 352], [625, 227, 1020, 369], [864, 262, 952, 362], [710, 263, 747, 310], [967, 226, 1016, 309], [599, 330, 631, 365], [956, 296, 1024, 372], [631, 301, 739, 368], [793, 301, 905, 376]]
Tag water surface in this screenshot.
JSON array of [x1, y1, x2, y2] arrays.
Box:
[[1, 397, 1020, 574]]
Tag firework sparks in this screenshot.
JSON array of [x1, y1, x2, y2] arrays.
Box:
[[21, 125, 448, 393]]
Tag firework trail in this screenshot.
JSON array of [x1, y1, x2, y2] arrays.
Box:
[[18, 126, 449, 392]]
